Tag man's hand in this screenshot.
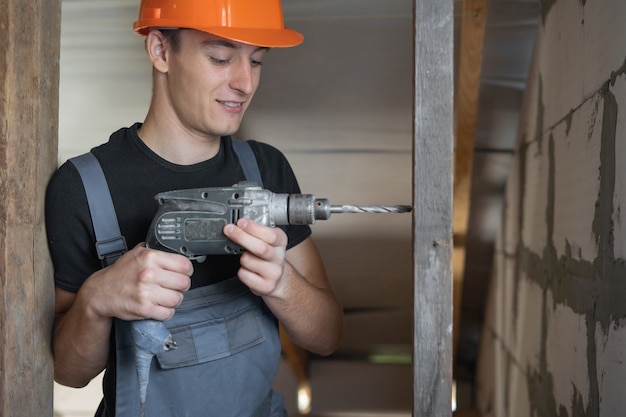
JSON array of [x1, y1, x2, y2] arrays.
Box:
[[81, 243, 194, 321], [224, 219, 344, 356], [223, 218, 288, 297]]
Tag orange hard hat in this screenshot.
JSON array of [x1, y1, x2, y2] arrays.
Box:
[[133, 0, 303, 47]]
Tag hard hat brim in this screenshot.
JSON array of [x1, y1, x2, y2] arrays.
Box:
[[134, 20, 304, 48], [205, 27, 304, 48]]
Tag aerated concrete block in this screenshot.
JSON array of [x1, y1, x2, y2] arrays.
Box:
[[552, 92, 603, 262]]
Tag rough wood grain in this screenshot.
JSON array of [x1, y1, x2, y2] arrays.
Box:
[[413, 0, 454, 415], [0, 1, 61, 415]]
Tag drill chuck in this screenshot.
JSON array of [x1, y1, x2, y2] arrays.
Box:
[[282, 194, 332, 224]]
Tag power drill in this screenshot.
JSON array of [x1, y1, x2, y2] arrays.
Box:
[[145, 182, 411, 261]]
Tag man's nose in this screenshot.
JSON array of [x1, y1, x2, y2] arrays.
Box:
[[230, 61, 255, 95]]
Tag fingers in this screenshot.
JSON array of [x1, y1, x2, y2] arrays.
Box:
[[144, 290, 184, 321], [136, 246, 194, 291], [223, 218, 288, 297], [97, 245, 193, 321], [223, 218, 287, 259], [134, 247, 193, 317]]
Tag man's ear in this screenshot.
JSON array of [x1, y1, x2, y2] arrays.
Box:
[[145, 30, 169, 73]]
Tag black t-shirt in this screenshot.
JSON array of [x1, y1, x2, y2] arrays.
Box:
[[46, 122, 311, 292], [45, 123, 311, 415]]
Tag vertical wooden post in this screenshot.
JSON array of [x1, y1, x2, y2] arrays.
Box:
[[452, 0, 487, 366], [412, 0, 454, 416], [0, 1, 61, 416]]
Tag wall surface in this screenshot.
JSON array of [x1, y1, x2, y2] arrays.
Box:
[[475, 0, 626, 416]]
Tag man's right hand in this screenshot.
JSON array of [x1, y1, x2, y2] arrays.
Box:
[[82, 243, 194, 321]]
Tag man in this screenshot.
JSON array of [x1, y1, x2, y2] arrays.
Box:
[[46, 1, 344, 416]]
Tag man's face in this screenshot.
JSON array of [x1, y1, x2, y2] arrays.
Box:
[[163, 30, 269, 138]]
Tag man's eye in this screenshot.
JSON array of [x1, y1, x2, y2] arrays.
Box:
[[251, 59, 263, 67], [210, 56, 230, 65]]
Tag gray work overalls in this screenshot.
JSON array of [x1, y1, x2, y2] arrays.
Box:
[[71, 139, 287, 417], [114, 276, 286, 417]]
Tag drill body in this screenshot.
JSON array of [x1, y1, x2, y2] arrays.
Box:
[[145, 182, 331, 260]]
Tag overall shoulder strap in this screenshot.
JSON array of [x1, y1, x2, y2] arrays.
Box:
[[231, 139, 264, 187], [69, 152, 128, 267]]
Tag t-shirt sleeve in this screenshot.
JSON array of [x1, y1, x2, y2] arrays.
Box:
[[247, 140, 312, 250], [45, 160, 102, 293]]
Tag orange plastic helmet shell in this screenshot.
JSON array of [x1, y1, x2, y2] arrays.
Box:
[[133, 0, 303, 47]]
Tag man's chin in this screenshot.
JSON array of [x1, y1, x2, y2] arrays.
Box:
[[217, 122, 244, 138]]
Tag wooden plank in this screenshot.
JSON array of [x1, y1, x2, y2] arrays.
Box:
[[0, 1, 61, 416], [279, 326, 310, 412], [453, 0, 488, 362], [280, 327, 309, 386], [413, 0, 454, 415], [454, 409, 482, 417]]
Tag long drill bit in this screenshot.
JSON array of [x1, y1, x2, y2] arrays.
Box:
[[330, 204, 413, 214]]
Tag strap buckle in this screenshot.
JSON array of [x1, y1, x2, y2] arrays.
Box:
[[96, 236, 128, 263]]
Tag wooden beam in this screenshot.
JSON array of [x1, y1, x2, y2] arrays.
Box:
[[0, 1, 61, 416], [413, 0, 454, 415], [280, 326, 311, 413], [453, 0, 488, 363], [280, 325, 310, 386]]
